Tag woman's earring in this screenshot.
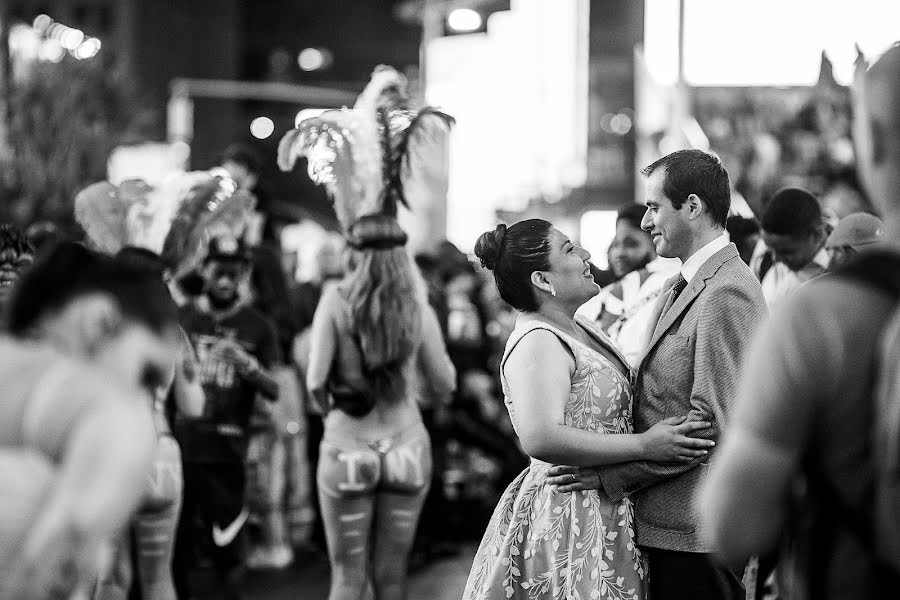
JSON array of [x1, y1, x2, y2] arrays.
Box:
[[549, 285, 557, 297]]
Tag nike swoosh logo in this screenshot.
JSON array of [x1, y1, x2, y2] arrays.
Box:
[[212, 508, 249, 547]]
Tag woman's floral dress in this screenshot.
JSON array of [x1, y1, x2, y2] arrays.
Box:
[[463, 316, 647, 600]]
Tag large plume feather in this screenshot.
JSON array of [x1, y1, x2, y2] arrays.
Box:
[[277, 110, 380, 231], [391, 108, 454, 215], [75, 180, 151, 254], [160, 172, 256, 276], [278, 65, 453, 232]]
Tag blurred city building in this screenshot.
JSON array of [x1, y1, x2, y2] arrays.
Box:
[[2, 0, 899, 249], [0, 0, 424, 228]]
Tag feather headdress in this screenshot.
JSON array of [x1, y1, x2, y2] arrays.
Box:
[[74, 170, 256, 276], [277, 65, 454, 241]]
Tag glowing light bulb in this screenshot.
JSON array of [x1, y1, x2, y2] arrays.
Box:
[[447, 8, 483, 32], [75, 37, 101, 59], [250, 117, 275, 139], [298, 48, 325, 71], [61, 28, 84, 51]]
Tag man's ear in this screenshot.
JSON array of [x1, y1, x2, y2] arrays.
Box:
[[64, 294, 125, 355], [685, 194, 705, 220]]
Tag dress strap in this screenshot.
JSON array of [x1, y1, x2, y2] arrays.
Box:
[[499, 320, 579, 388]]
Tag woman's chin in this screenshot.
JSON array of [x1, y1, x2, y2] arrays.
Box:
[[578, 283, 601, 305]]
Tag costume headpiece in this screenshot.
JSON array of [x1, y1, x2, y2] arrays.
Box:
[[74, 168, 256, 277], [277, 65, 454, 248]]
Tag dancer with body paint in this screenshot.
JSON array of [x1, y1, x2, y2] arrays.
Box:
[[279, 66, 457, 600]]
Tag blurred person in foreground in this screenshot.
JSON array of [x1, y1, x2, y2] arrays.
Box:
[[701, 43, 900, 599], [173, 235, 281, 600], [752, 187, 829, 307], [549, 149, 767, 600], [0, 224, 34, 320], [73, 173, 264, 599], [463, 219, 714, 600], [824, 211, 883, 270], [279, 66, 457, 600], [579, 204, 681, 367], [0, 243, 176, 598]]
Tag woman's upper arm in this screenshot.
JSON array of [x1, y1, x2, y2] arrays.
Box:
[[503, 330, 573, 449], [417, 305, 456, 394], [306, 290, 339, 393]]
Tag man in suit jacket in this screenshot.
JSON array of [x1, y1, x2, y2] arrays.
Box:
[[550, 149, 767, 599]]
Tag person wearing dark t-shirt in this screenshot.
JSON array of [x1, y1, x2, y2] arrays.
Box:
[[173, 235, 280, 600]]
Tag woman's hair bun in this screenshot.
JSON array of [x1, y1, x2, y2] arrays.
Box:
[[474, 223, 508, 271]]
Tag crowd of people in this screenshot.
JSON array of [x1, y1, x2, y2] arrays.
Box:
[[0, 46, 898, 600]]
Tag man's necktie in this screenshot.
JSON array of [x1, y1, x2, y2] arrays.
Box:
[[655, 275, 688, 336], [670, 275, 688, 302]]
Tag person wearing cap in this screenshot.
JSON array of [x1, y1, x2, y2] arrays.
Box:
[[825, 212, 884, 270], [172, 234, 281, 600]]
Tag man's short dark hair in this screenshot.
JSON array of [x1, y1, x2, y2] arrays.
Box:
[[7, 242, 178, 336], [761, 187, 822, 237], [0, 224, 34, 256], [219, 143, 263, 175], [641, 149, 731, 228]]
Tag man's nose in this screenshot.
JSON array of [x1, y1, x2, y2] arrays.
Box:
[[641, 209, 652, 231]]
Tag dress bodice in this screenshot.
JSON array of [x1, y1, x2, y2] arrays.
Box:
[[499, 314, 635, 442]]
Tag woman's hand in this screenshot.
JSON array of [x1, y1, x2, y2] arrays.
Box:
[[641, 417, 714, 462], [547, 465, 600, 493]]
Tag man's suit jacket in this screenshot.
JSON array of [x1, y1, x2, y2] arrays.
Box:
[[599, 242, 767, 553]]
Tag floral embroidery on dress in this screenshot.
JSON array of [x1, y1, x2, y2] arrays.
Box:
[[463, 320, 647, 600]]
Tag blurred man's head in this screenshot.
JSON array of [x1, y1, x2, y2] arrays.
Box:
[[608, 204, 656, 278], [825, 212, 884, 270], [760, 188, 827, 271], [7, 243, 180, 402], [219, 143, 262, 191], [201, 235, 252, 308], [0, 225, 34, 307]]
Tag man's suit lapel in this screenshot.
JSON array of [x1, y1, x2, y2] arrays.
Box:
[[646, 276, 706, 351], [640, 244, 739, 369]]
